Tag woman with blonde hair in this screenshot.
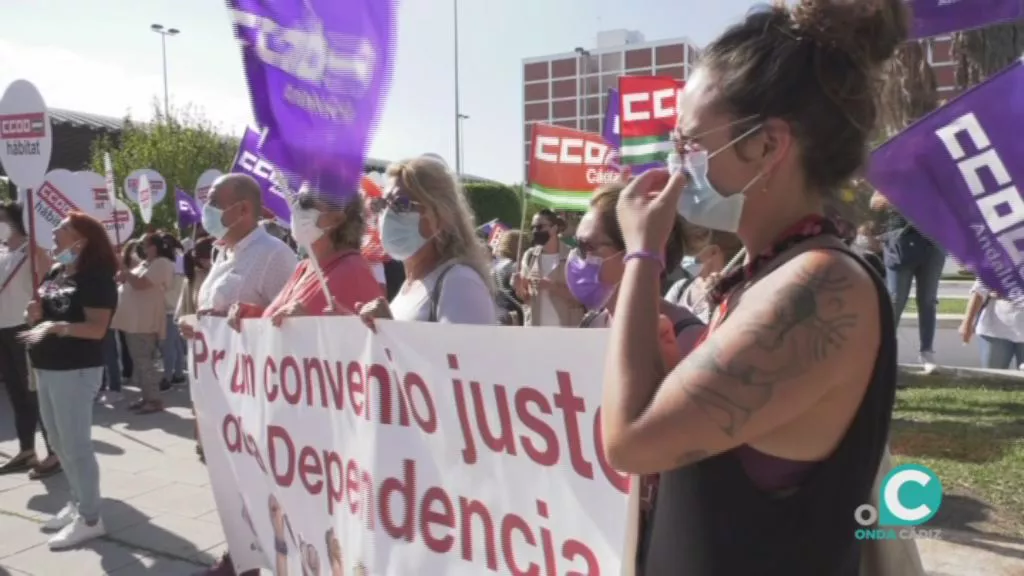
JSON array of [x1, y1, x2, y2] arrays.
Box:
[[358, 156, 496, 325]]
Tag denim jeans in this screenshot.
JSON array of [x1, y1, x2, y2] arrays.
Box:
[[102, 330, 122, 392], [978, 335, 1024, 369], [886, 243, 946, 353], [35, 367, 104, 524], [160, 314, 185, 380]]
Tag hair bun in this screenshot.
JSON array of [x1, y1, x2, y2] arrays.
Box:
[[790, 0, 908, 66]]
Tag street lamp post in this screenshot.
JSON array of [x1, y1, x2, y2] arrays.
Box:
[[457, 114, 470, 173], [574, 47, 590, 132], [453, 0, 462, 176], [150, 23, 180, 120]]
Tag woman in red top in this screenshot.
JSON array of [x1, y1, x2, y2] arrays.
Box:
[[228, 192, 383, 327]]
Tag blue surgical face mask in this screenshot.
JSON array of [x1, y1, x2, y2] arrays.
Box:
[[675, 122, 763, 233], [380, 209, 428, 261], [681, 256, 703, 278], [53, 243, 79, 266], [202, 203, 234, 240]]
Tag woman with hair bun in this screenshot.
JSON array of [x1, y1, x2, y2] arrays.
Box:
[[601, 1, 907, 573]]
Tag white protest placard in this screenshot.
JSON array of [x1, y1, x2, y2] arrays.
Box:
[[76, 171, 112, 211], [192, 318, 628, 576], [124, 168, 166, 205], [196, 169, 223, 205], [0, 80, 52, 190], [77, 170, 133, 245], [24, 169, 100, 250], [102, 198, 135, 246], [137, 173, 153, 223]]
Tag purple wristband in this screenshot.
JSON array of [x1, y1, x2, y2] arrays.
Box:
[[623, 250, 665, 269]]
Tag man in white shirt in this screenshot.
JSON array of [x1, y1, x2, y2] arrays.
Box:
[[180, 174, 295, 576]]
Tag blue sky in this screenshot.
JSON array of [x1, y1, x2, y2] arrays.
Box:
[[0, 0, 757, 184]]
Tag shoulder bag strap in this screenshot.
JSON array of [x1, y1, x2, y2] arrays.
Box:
[[0, 252, 28, 297], [428, 263, 459, 323]]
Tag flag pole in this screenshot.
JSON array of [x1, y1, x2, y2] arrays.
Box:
[[24, 188, 39, 288]]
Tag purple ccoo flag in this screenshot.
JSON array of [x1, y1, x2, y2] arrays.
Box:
[[603, 88, 620, 150], [910, 0, 1024, 39], [231, 127, 293, 222], [868, 58, 1024, 303], [176, 188, 202, 229], [226, 0, 397, 202]]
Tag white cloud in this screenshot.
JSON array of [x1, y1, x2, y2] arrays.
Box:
[[0, 37, 254, 135]]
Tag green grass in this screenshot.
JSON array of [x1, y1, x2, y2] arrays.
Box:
[[891, 373, 1024, 538], [903, 297, 966, 315]]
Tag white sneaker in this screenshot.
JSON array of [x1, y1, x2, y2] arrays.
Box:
[[920, 351, 939, 375], [47, 516, 105, 550], [100, 391, 124, 405], [41, 502, 77, 532]]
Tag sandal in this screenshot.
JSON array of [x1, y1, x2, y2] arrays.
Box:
[[137, 400, 164, 414], [0, 451, 37, 475], [28, 456, 61, 480]]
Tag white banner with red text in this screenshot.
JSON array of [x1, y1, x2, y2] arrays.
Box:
[[192, 316, 630, 576]]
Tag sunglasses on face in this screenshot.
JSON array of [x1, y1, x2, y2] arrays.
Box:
[[368, 194, 421, 214]]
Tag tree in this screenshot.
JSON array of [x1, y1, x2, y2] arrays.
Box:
[[90, 103, 239, 235], [879, 41, 939, 139], [952, 23, 1024, 87]]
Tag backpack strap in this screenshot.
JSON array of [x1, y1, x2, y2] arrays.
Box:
[[428, 262, 459, 323]]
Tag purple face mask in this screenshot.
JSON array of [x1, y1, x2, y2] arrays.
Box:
[[565, 249, 617, 310]]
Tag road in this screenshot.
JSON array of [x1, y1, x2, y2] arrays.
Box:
[[897, 325, 981, 368]]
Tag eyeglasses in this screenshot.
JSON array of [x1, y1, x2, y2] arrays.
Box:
[[368, 194, 421, 214]]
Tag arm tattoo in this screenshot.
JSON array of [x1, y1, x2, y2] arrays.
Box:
[[684, 261, 860, 436]]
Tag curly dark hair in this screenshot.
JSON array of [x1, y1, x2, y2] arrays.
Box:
[[700, 0, 907, 193]]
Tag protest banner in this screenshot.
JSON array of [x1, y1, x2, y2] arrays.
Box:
[[868, 58, 1024, 302], [24, 169, 103, 249], [137, 173, 154, 224], [192, 317, 629, 575], [226, 0, 396, 204], [528, 123, 621, 210], [618, 76, 681, 172], [232, 127, 292, 221], [0, 79, 52, 191], [196, 169, 223, 205], [124, 168, 167, 205], [75, 170, 129, 245], [910, 0, 1024, 39]]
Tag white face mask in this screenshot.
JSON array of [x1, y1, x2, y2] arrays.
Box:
[[290, 206, 325, 247], [0, 222, 11, 243], [675, 121, 764, 233]]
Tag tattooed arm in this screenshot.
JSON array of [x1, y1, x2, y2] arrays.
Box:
[[602, 249, 880, 474]]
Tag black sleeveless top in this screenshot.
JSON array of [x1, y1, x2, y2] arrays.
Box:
[[641, 244, 897, 576]]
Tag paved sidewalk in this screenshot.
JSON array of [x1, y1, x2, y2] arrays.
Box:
[[0, 388, 222, 575], [0, 384, 1021, 575]]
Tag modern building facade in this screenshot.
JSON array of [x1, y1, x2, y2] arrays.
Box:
[[521, 30, 700, 175], [521, 30, 967, 175]]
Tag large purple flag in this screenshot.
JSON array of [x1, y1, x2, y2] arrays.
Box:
[[868, 59, 1024, 302], [603, 88, 620, 149], [176, 187, 201, 229], [226, 0, 397, 201], [911, 0, 1024, 39], [231, 127, 293, 222]]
